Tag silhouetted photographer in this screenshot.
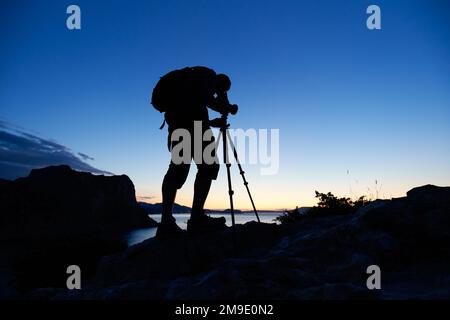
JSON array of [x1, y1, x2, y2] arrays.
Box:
[[151, 66, 238, 238]]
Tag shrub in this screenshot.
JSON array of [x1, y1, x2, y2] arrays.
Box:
[[309, 191, 369, 216], [275, 206, 303, 224], [276, 192, 370, 224]]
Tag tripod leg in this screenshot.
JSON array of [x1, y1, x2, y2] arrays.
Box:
[[220, 127, 237, 252], [225, 130, 261, 223]]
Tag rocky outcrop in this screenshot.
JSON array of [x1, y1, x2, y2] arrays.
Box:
[[0, 165, 158, 297], [0, 165, 157, 239], [47, 184, 450, 300]]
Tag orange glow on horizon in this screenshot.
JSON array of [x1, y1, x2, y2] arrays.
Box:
[[136, 183, 420, 211]]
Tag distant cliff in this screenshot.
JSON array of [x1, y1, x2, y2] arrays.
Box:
[[139, 202, 192, 214], [0, 165, 157, 239]]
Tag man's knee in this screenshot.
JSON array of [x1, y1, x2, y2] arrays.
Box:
[[197, 163, 220, 181], [164, 163, 190, 189]]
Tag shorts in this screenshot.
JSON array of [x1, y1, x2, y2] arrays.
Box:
[[164, 124, 220, 189]]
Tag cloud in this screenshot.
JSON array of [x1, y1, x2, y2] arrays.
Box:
[[137, 196, 156, 201], [0, 120, 112, 180], [78, 152, 94, 161]]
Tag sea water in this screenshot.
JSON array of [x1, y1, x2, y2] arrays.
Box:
[[125, 212, 282, 246]]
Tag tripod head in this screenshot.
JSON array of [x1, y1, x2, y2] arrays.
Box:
[[219, 104, 238, 129]]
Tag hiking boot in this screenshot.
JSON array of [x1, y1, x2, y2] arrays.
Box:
[[187, 214, 227, 234], [156, 219, 186, 239]]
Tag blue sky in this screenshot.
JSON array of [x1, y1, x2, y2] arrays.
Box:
[[1, 0, 449, 209]]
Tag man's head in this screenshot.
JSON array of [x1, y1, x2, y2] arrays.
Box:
[[214, 73, 231, 93]]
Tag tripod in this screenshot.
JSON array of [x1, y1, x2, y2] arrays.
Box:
[[217, 113, 260, 249]]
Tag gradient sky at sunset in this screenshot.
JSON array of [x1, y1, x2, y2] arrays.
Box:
[[1, 0, 449, 210]]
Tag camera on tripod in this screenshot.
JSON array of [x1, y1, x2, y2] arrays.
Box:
[[216, 91, 238, 117], [226, 103, 239, 116]]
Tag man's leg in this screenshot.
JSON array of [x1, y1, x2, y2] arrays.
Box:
[[189, 160, 221, 216], [160, 162, 190, 225], [157, 126, 193, 238], [191, 174, 213, 218], [187, 126, 225, 232], [191, 127, 219, 217], [156, 163, 190, 238], [161, 175, 178, 225], [188, 162, 225, 232]]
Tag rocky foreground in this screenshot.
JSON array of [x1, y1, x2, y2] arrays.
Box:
[[34, 184, 450, 300]]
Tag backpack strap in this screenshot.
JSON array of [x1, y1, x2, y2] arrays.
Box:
[[159, 118, 166, 130]]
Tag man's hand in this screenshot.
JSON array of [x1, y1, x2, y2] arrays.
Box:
[[209, 117, 228, 128]]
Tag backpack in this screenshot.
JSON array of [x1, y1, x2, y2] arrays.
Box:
[[151, 67, 190, 113], [151, 66, 216, 129]]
